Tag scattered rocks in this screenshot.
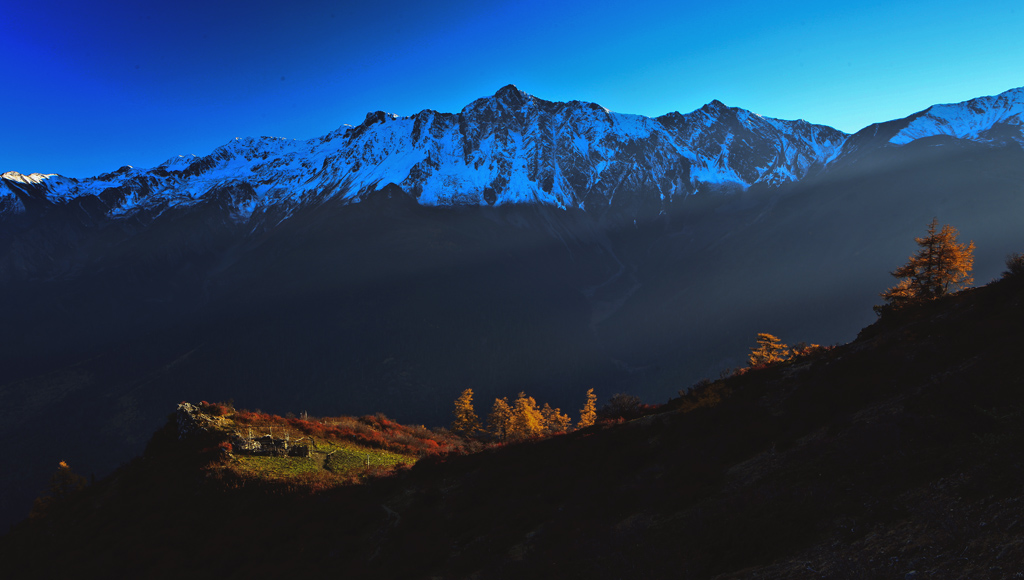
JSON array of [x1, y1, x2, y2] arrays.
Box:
[[288, 445, 311, 458], [176, 402, 231, 441], [176, 402, 206, 440], [230, 431, 311, 457]]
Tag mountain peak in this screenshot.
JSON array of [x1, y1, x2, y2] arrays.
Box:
[[492, 84, 530, 107], [2, 171, 57, 185], [494, 83, 525, 98], [694, 99, 735, 120], [362, 110, 398, 126]]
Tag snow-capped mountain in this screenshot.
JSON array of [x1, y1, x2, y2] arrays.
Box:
[[889, 86, 1024, 145], [655, 99, 845, 187], [832, 86, 1024, 161], [6, 85, 1024, 226], [1, 85, 848, 222]]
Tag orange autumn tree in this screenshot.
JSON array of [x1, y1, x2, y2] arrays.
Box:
[[487, 397, 514, 441], [451, 388, 482, 436], [508, 392, 546, 440], [748, 333, 789, 367], [578, 388, 597, 429], [480, 390, 596, 439], [876, 218, 975, 314], [540, 403, 572, 434]]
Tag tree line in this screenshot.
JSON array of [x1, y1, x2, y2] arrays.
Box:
[[452, 388, 597, 440], [456, 219, 1018, 434]]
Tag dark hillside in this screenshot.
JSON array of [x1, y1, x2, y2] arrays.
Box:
[[0, 200, 617, 530], [598, 139, 1024, 402], [4, 273, 1024, 578]]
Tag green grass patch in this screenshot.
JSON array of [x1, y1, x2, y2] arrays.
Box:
[[229, 442, 415, 482], [234, 455, 323, 479], [321, 443, 414, 474]]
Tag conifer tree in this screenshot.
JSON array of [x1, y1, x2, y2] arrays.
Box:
[[487, 397, 513, 441], [876, 218, 975, 314], [540, 403, 572, 434], [749, 333, 789, 367], [30, 461, 87, 519], [578, 388, 597, 429], [509, 392, 545, 439], [451, 388, 482, 436]]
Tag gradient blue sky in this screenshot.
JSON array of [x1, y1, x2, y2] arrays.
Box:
[[3, 0, 1023, 178]]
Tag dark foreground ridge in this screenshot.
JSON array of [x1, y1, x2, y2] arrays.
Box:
[[3, 275, 1024, 578]]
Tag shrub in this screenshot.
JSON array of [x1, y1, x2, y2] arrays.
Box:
[[678, 380, 731, 413], [790, 342, 829, 358], [597, 393, 645, 421], [1003, 252, 1024, 279], [30, 461, 88, 519], [198, 401, 232, 416]]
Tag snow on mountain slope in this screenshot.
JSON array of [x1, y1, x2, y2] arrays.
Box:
[[889, 86, 1024, 145], [0, 171, 43, 214], [2, 85, 853, 222], [656, 100, 847, 188]]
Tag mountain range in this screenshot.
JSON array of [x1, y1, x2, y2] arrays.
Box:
[[5, 84, 1024, 227], [1, 84, 850, 225], [2, 84, 1024, 531]]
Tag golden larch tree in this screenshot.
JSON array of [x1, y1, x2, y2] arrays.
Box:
[[540, 403, 572, 434], [578, 388, 597, 429], [876, 218, 975, 314], [508, 392, 545, 440], [451, 388, 482, 436], [487, 397, 513, 441], [749, 333, 789, 367]]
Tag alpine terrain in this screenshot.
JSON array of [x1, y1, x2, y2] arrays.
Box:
[[2, 84, 1024, 531]]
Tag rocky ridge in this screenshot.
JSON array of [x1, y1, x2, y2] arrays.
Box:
[[1, 85, 848, 223]]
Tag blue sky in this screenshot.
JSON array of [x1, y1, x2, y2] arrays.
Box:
[[3, 0, 1023, 178]]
